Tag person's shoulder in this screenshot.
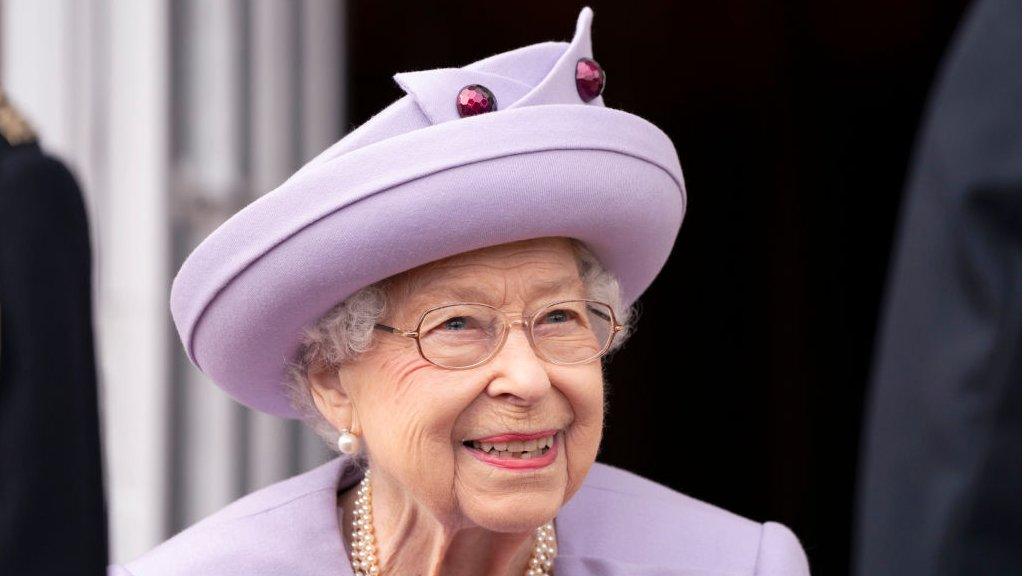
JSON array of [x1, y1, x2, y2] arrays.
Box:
[[109, 457, 353, 576], [556, 461, 810, 575]]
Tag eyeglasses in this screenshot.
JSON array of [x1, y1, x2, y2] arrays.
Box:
[[373, 299, 624, 370]]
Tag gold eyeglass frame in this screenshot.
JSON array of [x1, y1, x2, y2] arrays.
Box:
[[373, 298, 625, 370]]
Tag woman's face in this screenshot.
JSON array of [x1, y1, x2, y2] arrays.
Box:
[[316, 237, 605, 533]]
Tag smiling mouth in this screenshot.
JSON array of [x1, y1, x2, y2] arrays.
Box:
[[461, 434, 556, 460]]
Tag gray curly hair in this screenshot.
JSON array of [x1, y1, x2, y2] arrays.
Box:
[[284, 238, 638, 451]]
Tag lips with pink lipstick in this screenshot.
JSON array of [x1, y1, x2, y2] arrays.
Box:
[[461, 429, 559, 469]]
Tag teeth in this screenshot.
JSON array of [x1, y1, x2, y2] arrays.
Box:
[[470, 434, 556, 459]]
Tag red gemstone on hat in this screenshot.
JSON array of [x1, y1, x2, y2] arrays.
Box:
[[575, 58, 605, 102], [456, 84, 497, 117]]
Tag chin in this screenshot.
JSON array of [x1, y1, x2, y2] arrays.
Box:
[[464, 493, 564, 533]]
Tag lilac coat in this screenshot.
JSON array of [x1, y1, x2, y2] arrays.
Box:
[[109, 456, 810, 575]]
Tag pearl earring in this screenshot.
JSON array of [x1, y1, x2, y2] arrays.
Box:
[[337, 428, 361, 455]]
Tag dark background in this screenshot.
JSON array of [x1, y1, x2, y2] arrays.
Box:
[[347, 2, 971, 573]]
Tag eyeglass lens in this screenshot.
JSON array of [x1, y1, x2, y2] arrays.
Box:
[[417, 300, 615, 368]]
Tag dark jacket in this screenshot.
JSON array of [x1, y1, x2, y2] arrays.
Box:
[[0, 93, 108, 576]]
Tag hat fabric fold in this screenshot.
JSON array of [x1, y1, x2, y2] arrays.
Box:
[[170, 6, 687, 418]]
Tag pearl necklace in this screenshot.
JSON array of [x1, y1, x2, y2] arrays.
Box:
[[348, 469, 558, 576]]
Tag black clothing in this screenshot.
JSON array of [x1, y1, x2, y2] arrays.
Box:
[[0, 94, 108, 576]]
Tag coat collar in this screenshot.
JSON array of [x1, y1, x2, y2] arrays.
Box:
[[311, 455, 737, 576]]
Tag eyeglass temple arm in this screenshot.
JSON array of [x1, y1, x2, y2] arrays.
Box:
[[373, 323, 418, 338], [585, 305, 624, 332]]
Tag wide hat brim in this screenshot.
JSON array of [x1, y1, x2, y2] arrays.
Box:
[[169, 9, 686, 418]]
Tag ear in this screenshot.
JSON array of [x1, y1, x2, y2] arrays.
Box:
[[307, 366, 361, 435]]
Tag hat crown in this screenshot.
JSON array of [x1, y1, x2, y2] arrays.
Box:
[[394, 7, 602, 125], [294, 8, 601, 175]]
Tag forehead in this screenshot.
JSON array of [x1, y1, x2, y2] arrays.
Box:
[[391, 239, 585, 314]]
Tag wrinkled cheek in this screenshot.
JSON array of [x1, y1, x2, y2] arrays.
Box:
[[417, 455, 460, 512], [563, 384, 605, 495], [561, 417, 602, 499], [388, 424, 460, 509]]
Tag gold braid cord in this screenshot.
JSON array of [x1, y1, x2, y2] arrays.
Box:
[[0, 92, 36, 146]]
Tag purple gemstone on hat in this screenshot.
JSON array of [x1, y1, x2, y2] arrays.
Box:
[[456, 84, 497, 117], [575, 58, 605, 102]]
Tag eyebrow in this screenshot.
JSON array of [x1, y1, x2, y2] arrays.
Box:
[[420, 276, 584, 308]]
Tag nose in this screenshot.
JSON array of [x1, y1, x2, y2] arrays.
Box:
[[483, 320, 552, 405]]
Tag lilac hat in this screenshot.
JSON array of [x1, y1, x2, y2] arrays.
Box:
[[170, 6, 686, 418]]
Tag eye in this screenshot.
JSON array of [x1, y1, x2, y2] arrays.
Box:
[[424, 313, 490, 337], [440, 316, 472, 331], [539, 308, 578, 324]]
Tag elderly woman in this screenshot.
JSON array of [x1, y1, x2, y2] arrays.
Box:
[[110, 8, 809, 576]]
